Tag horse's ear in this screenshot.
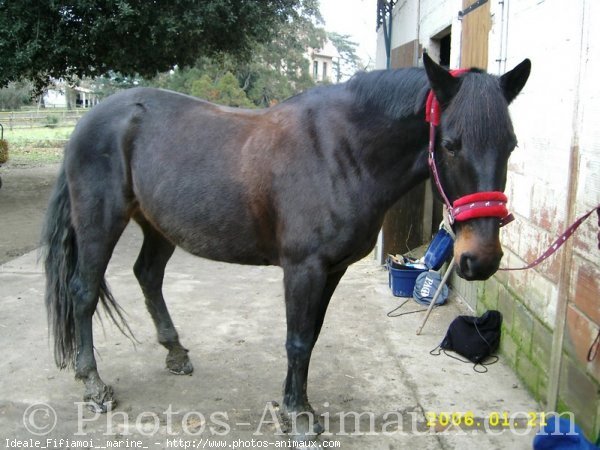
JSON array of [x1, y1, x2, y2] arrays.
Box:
[[499, 59, 531, 104], [423, 52, 460, 106]]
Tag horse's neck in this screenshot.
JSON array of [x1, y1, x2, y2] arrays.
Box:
[[351, 106, 431, 211], [339, 69, 431, 209]]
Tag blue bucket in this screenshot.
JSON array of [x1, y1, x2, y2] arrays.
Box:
[[388, 264, 427, 297], [387, 228, 454, 297]]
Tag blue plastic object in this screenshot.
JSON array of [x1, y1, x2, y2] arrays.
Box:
[[424, 228, 454, 270], [533, 417, 599, 450], [387, 228, 454, 297], [388, 265, 427, 297]]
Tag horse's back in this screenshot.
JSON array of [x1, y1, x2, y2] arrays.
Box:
[[64, 87, 380, 270], [66, 88, 283, 265]]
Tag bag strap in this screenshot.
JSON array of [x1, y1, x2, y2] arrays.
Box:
[[429, 345, 499, 373], [387, 298, 433, 317]]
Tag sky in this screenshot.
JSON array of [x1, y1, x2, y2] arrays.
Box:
[[319, 0, 379, 68]]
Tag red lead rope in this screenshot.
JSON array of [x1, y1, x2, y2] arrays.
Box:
[[499, 204, 600, 271]]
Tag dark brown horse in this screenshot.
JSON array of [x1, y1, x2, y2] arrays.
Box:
[[42, 54, 530, 438]]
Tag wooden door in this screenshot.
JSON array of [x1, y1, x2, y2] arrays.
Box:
[[460, 0, 491, 69], [381, 39, 427, 259]]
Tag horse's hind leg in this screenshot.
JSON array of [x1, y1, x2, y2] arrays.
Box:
[[71, 215, 129, 412], [133, 217, 193, 375], [72, 266, 115, 411]]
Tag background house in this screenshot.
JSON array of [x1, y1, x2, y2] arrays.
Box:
[[376, 0, 599, 440], [307, 39, 339, 83], [43, 83, 99, 108]]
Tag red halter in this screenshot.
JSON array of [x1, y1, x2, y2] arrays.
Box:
[[426, 69, 514, 227]]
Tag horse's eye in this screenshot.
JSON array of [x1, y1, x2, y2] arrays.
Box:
[[441, 139, 459, 156]]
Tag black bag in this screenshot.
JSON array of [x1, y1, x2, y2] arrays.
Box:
[[439, 310, 503, 364]]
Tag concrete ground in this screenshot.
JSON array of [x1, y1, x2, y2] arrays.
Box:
[[0, 223, 541, 449]]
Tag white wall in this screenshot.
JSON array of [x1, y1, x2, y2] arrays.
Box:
[[418, 0, 461, 68], [375, 0, 461, 69], [43, 89, 67, 108], [375, 0, 419, 68], [495, 0, 590, 326]]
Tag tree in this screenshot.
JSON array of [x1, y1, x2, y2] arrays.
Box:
[[88, 73, 143, 100], [214, 73, 254, 108], [0, 0, 321, 94], [190, 75, 218, 103], [152, 67, 204, 96], [328, 32, 363, 83], [242, 10, 325, 105], [190, 72, 254, 108], [0, 81, 34, 110], [222, 2, 325, 106], [150, 1, 324, 107]]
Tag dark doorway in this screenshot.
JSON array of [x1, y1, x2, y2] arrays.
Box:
[[439, 33, 451, 68], [430, 26, 452, 69]]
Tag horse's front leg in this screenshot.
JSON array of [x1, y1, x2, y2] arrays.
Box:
[[281, 260, 345, 440]]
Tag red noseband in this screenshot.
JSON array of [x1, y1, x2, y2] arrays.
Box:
[[452, 191, 513, 226], [426, 69, 514, 227]]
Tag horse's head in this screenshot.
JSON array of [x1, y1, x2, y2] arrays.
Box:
[[423, 54, 531, 280]]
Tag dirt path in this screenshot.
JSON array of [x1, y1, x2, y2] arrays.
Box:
[[0, 163, 60, 265]]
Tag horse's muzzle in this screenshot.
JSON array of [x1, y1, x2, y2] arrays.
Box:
[[453, 219, 503, 280], [456, 250, 503, 280]]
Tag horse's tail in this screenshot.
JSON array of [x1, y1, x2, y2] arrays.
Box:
[[42, 164, 132, 370]]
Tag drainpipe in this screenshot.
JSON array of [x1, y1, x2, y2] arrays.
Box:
[[416, 0, 421, 64], [496, 0, 509, 74], [382, 2, 394, 69]]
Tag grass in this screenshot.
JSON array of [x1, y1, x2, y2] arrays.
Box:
[[4, 126, 73, 146], [1, 126, 73, 166]]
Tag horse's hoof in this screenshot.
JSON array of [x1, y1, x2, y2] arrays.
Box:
[[281, 404, 324, 438], [312, 420, 325, 435], [85, 398, 117, 413], [166, 348, 194, 375], [83, 382, 116, 413]]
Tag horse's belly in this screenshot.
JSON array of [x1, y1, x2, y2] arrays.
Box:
[[176, 233, 277, 266], [135, 195, 278, 266]]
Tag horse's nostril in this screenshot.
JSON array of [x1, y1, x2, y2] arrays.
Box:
[[458, 251, 502, 280], [460, 253, 477, 279]]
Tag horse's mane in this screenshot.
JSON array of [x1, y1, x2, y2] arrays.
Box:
[[279, 67, 511, 144], [345, 68, 513, 146], [278, 68, 429, 119], [444, 72, 514, 150], [345, 68, 430, 120]]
